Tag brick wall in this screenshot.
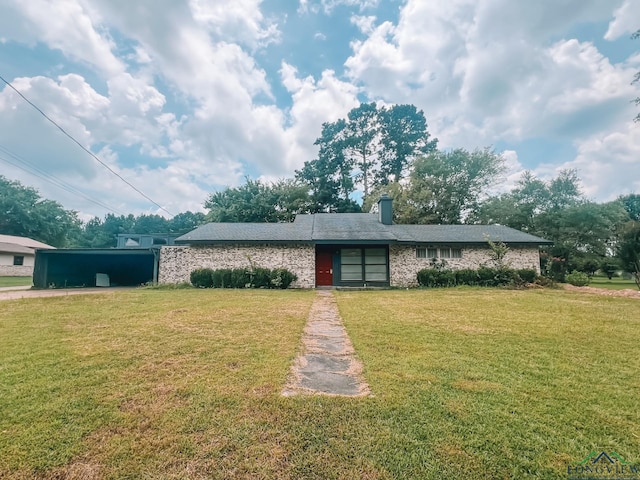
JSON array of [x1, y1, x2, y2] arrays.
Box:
[[390, 245, 542, 287], [0, 265, 33, 276], [159, 244, 315, 288]]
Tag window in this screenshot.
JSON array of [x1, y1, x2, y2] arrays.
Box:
[[416, 247, 462, 259], [365, 248, 387, 282], [13, 256, 24, 266], [340, 247, 388, 283], [152, 237, 167, 245], [340, 248, 363, 281]]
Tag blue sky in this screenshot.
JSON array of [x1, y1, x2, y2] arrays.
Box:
[[0, 0, 638, 220]]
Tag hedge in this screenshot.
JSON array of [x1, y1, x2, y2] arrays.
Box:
[[417, 267, 539, 288], [190, 267, 298, 289]]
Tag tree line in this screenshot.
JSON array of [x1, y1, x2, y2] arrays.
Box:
[[1, 101, 639, 287]]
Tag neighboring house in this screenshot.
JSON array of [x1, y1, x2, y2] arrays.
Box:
[[0, 234, 55, 277], [159, 195, 552, 288]]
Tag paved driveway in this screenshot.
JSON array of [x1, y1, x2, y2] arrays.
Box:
[[0, 286, 136, 301]]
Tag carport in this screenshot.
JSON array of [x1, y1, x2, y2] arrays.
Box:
[[33, 248, 158, 289]]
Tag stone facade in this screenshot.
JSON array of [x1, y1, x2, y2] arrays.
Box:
[[0, 253, 35, 277], [389, 245, 541, 287], [159, 244, 315, 288], [0, 265, 33, 276]]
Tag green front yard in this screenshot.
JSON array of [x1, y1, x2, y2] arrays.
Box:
[[0, 276, 32, 287], [1, 288, 638, 479]]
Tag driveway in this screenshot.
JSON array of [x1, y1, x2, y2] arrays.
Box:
[[0, 286, 136, 301]]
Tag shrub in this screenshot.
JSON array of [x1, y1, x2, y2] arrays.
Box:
[[417, 269, 440, 288], [270, 268, 298, 289], [566, 271, 590, 287], [516, 268, 537, 284], [190, 268, 214, 288], [534, 275, 557, 288], [417, 269, 455, 288], [455, 269, 480, 286], [200, 267, 298, 289], [231, 268, 251, 288], [477, 266, 497, 287], [251, 268, 272, 288]]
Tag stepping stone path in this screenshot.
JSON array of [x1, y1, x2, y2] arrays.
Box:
[[282, 290, 371, 397]]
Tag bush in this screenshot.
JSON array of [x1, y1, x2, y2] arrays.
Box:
[[566, 271, 590, 287], [455, 269, 480, 286], [271, 268, 297, 289], [251, 268, 272, 288], [417, 269, 455, 288], [194, 267, 297, 289], [477, 266, 498, 287], [210, 269, 233, 288], [516, 268, 537, 284], [190, 268, 214, 288]]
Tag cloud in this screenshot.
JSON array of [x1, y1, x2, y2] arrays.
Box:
[[604, 0, 639, 40], [555, 122, 640, 200]]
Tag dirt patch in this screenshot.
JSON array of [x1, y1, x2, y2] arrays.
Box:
[[563, 284, 640, 299]]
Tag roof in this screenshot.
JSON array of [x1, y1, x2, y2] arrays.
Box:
[[175, 213, 552, 246], [0, 242, 36, 255], [0, 234, 55, 250]]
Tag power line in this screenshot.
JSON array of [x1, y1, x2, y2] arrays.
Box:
[[0, 74, 174, 217], [0, 144, 128, 216]]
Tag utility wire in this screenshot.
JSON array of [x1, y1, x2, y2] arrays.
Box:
[[0, 74, 174, 217], [0, 145, 127, 215]]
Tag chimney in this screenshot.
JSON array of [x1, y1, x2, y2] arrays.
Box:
[[378, 194, 393, 225]]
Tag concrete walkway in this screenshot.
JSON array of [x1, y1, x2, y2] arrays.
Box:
[[283, 290, 371, 397]]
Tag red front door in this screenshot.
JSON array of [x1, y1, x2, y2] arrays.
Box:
[[315, 251, 333, 286]]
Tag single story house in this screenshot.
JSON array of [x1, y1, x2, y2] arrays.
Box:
[[159, 195, 552, 288], [0, 234, 55, 277]]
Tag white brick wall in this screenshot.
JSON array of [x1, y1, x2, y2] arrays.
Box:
[[389, 245, 541, 287], [159, 244, 315, 288], [0, 265, 33, 276]]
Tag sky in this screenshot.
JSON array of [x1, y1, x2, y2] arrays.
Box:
[[0, 0, 639, 221]]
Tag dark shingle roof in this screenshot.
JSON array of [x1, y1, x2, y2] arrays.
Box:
[[175, 213, 552, 245]]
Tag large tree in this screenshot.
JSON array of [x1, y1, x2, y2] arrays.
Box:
[[204, 178, 314, 222], [297, 102, 437, 204], [0, 175, 81, 247], [617, 221, 640, 289], [475, 169, 582, 232], [363, 148, 504, 224], [633, 29, 639, 123]]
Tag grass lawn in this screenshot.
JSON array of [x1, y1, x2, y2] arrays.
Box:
[[1, 288, 639, 479], [0, 276, 32, 287], [589, 276, 638, 290]]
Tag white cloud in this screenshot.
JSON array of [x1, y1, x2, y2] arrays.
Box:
[[604, 0, 639, 40], [0, 0, 123, 75], [343, 0, 639, 201], [555, 123, 640, 200]]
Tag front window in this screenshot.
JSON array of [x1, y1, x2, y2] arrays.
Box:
[[340, 247, 388, 283], [13, 256, 24, 266]]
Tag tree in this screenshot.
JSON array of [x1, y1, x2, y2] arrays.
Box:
[[168, 211, 206, 233], [600, 257, 620, 280], [297, 102, 437, 204], [377, 104, 438, 185], [409, 148, 505, 224], [475, 169, 583, 232], [633, 29, 639, 123], [619, 193, 640, 221], [296, 119, 360, 213], [0, 175, 81, 247], [204, 178, 315, 222], [617, 221, 640, 289]]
